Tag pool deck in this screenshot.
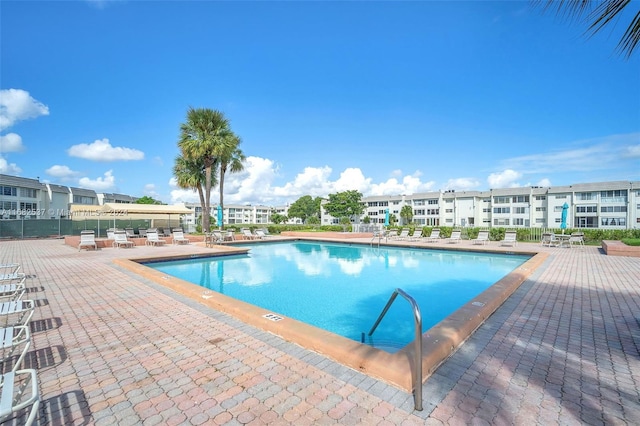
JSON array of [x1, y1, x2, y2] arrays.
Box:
[[1, 236, 639, 424]]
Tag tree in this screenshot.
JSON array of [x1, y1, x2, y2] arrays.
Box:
[[537, 0, 639, 58], [400, 205, 414, 225], [363, 216, 371, 224], [270, 212, 288, 224], [135, 195, 163, 205], [178, 107, 234, 232], [173, 155, 211, 230], [322, 190, 365, 223], [288, 195, 321, 224], [218, 132, 245, 229]]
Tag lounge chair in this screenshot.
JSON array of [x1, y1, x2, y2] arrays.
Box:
[[423, 228, 441, 243], [171, 228, 190, 245], [204, 232, 222, 247], [392, 228, 410, 240], [259, 228, 274, 238], [145, 231, 166, 247], [224, 230, 235, 241], [386, 229, 398, 240], [500, 230, 518, 247], [106, 228, 116, 240], [242, 229, 256, 240], [254, 229, 266, 239], [125, 228, 135, 238], [1, 325, 31, 372], [0, 300, 35, 328], [112, 231, 134, 248], [0, 369, 40, 426], [78, 230, 98, 251], [138, 228, 148, 238], [408, 228, 424, 241], [472, 230, 490, 245], [0, 277, 26, 302], [447, 230, 462, 243]]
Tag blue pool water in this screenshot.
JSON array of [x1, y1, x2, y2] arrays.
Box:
[[146, 241, 529, 352]]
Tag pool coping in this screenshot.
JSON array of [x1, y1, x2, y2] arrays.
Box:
[[113, 239, 548, 393]]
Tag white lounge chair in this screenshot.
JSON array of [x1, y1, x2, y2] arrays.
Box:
[[540, 232, 559, 247], [472, 230, 490, 245], [242, 229, 256, 240], [0, 264, 25, 284], [0, 369, 40, 426], [408, 229, 424, 241], [254, 229, 266, 239], [171, 229, 190, 245], [393, 228, 410, 240], [145, 231, 166, 247], [112, 231, 134, 248], [386, 229, 398, 240], [500, 231, 518, 247], [0, 277, 26, 302], [0, 300, 35, 328], [1, 325, 31, 373], [424, 228, 441, 243], [78, 230, 98, 251], [447, 230, 462, 243]]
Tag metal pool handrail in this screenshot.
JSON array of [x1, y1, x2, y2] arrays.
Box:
[[368, 288, 423, 411]]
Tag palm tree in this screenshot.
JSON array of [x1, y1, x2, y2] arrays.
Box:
[[218, 133, 245, 229], [173, 154, 213, 229], [538, 0, 639, 58], [178, 107, 234, 232]]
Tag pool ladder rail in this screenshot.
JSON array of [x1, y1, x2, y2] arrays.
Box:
[[366, 288, 423, 411]]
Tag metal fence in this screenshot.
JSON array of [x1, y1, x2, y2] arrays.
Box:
[[0, 218, 183, 239]]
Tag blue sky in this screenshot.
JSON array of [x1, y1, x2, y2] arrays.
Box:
[[1, 1, 639, 206]]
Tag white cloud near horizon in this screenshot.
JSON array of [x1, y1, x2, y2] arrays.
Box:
[[78, 170, 116, 191], [0, 157, 22, 175], [500, 133, 640, 174], [45, 164, 81, 179], [0, 133, 24, 153], [487, 169, 522, 188], [0, 89, 50, 131], [68, 138, 144, 161]]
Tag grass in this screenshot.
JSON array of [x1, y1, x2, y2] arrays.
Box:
[[621, 238, 640, 246]]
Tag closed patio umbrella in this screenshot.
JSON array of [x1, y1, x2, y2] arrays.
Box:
[[384, 209, 389, 227], [560, 202, 569, 233], [217, 205, 223, 230]]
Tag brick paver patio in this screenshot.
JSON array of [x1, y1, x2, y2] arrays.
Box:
[[0, 237, 638, 425]]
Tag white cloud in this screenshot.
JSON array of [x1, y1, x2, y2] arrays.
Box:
[[0, 157, 22, 174], [273, 165, 333, 199], [0, 133, 24, 153], [45, 165, 80, 179], [169, 177, 201, 203], [0, 89, 50, 131], [78, 170, 116, 191], [68, 138, 144, 161], [502, 133, 640, 173], [487, 169, 522, 188], [536, 178, 552, 187], [624, 144, 640, 158], [445, 177, 481, 191]]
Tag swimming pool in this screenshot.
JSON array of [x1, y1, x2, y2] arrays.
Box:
[[145, 241, 530, 352]]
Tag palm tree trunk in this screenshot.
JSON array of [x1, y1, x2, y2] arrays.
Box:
[[219, 167, 225, 230], [203, 162, 212, 232]]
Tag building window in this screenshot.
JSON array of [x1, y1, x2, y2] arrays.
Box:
[[513, 207, 526, 214], [535, 218, 545, 224], [414, 209, 425, 215], [493, 207, 510, 214], [536, 207, 546, 212], [535, 195, 546, 201], [513, 218, 525, 226], [445, 209, 453, 213], [601, 206, 627, 213], [493, 219, 510, 226], [576, 192, 596, 201], [19, 188, 37, 198], [1, 186, 17, 196], [494, 196, 510, 204], [427, 208, 439, 215], [555, 195, 567, 199], [601, 217, 626, 226], [576, 205, 597, 213], [482, 208, 491, 213], [73, 195, 95, 204], [512, 195, 529, 203], [428, 199, 438, 205]]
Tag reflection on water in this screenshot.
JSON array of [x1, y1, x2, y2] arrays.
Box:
[[148, 241, 530, 352]]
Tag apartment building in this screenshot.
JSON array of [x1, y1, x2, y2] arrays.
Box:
[[2, 173, 638, 230], [324, 180, 640, 230]]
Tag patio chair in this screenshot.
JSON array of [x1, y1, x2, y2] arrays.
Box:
[[125, 228, 135, 238], [540, 232, 559, 247], [0, 369, 40, 426], [242, 229, 256, 240], [424, 228, 440, 243], [0, 264, 25, 284], [500, 230, 518, 247], [106, 228, 116, 240], [78, 230, 98, 251], [0, 278, 26, 303], [254, 229, 266, 239], [0, 300, 35, 328], [1, 325, 31, 373], [386, 229, 398, 240], [472, 230, 490, 245], [224, 230, 235, 241], [408, 228, 424, 241], [112, 231, 134, 248], [145, 231, 166, 247], [171, 228, 190, 245], [447, 230, 462, 244], [395, 228, 410, 240], [568, 232, 585, 249], [138, 228, 148, 238]]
